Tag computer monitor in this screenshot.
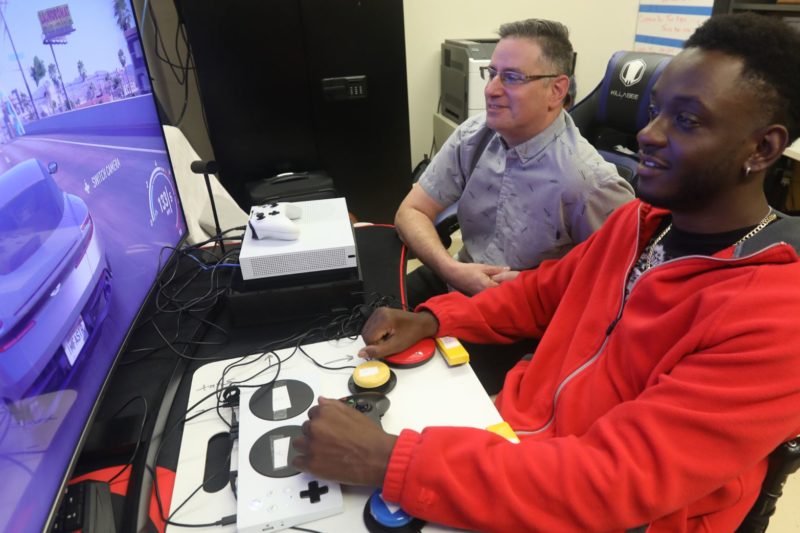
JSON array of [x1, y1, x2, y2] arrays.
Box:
[[0, 0, 186, 530]]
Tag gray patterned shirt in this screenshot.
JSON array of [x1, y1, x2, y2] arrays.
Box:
[[419, 111, 635, 270]]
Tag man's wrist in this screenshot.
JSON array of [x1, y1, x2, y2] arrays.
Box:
[[414, 310, 440, 338], [371, 433, 399, 487], [429, 252, 460, 278]]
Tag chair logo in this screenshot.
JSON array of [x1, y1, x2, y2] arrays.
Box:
[[619, 59, 647, 87]]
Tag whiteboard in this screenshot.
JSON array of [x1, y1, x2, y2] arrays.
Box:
[[634, 1, 713, 55]]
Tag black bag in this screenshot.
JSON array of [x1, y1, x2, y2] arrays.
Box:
[[246, 171, 338, 205]]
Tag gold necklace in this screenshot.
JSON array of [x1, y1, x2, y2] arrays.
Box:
[[644, 222, 672, 271], [643, 209, 776, 271], [733, 212, 777, 246]]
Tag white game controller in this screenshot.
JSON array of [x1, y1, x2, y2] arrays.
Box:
[[249, 202, 302, 241]]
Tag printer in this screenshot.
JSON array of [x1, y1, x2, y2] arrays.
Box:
[[440, 38, 499, 124]]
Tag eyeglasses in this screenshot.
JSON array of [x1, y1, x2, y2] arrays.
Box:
[[479, 66, 559, 86]]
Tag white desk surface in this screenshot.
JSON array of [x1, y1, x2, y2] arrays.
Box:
[[166, 336, 502, 532]]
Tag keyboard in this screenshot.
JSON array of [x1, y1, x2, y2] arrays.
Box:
[[51, 480, 115, 533]]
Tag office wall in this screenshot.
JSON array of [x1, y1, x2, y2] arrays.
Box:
[[403, 0, 640, 165], [139, 1, 641, 179]]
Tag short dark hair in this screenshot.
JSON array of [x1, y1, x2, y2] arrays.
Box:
[[498, 19, 574, 76], [685, 12, 800, 142]]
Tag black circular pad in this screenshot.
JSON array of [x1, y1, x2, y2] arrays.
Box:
[[250, 379, 314, 421], [250, 425, 303, 478]]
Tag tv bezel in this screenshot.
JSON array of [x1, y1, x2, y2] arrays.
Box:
[[1, 0, 190, 529]]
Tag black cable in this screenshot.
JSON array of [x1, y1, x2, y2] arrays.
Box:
[[146, 2, 192, 83], [141, 1, 198, 129], [148, 382, 248, 527], [147, 464, 232, 528], [148, 398, 222, 520], [188, 225, 246, 250], [154, 244, 234, 314], [165, 449, 231, 523], [119, 243, 239, 366], [174, 23, 194, 127], [298, 345, 358, 371], [144, 292, 402, 525], [106, 396, 149, 484], [212, 319, 333, 393], [148, 321, 229, 361], [120, 309, 228, 366], [152, 344, 297, 525]]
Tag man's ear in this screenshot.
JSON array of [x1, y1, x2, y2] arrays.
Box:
[[548, 74, 571, 111], [746, 124, 789, 174]]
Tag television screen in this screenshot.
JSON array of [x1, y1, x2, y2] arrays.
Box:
[[0, 0, 186, 530]]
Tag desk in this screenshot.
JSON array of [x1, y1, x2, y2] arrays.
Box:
[[166, 337, 502, 532], [79, 224, 409, 530]]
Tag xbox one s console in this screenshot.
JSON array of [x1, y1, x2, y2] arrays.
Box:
[[240, 198, 358, 281]]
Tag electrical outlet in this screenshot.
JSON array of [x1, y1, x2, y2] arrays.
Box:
[[322, 75, 368, 101]]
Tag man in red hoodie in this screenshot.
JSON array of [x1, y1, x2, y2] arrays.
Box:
[[292, 13, 800, 532]]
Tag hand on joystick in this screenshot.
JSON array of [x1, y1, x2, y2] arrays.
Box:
[[291, 397, 397, 487]]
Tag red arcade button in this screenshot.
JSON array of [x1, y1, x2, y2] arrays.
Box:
[[384, 338, 435, 368]]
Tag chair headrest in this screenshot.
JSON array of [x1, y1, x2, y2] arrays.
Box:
[[570, 51, 672, 152], [594, 51, 672, 134]]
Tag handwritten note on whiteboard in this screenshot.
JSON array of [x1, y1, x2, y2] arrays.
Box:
[[634, 1, 713, 55]]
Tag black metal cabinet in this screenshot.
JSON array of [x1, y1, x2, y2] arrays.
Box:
[[175, 0, 411, 223]]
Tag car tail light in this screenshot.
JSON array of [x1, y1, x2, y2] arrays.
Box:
[[74, 212, 94, 268], [0, 320, 35, 352]]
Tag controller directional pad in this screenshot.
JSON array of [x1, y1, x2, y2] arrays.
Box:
[[300, 481, 329, 504]]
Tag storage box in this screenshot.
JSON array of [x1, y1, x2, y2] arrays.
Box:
[[245, 171, 337, 206]]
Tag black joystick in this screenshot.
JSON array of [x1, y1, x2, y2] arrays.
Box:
[[339, 392, 390, 427]]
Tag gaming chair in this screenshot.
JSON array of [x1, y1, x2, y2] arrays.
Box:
[[569, 50, 672, 186]]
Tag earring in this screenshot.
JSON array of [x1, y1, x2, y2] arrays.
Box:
[[745, 165, 752, 177]]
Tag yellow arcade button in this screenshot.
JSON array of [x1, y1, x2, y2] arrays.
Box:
[[486, 421, 520, 443], [353, 360, 391, 389]]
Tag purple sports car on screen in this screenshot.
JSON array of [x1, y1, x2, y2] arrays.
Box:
[[0, 159, 112, 401]]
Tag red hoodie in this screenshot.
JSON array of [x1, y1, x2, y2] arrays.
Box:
[[382, 200, 800, 532]]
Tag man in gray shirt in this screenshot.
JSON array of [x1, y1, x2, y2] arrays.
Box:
[[398, 19, 634, 308]]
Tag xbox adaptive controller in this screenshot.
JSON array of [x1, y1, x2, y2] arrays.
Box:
[[339, 392, 390, 427], [248, 202, 302, 240]]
